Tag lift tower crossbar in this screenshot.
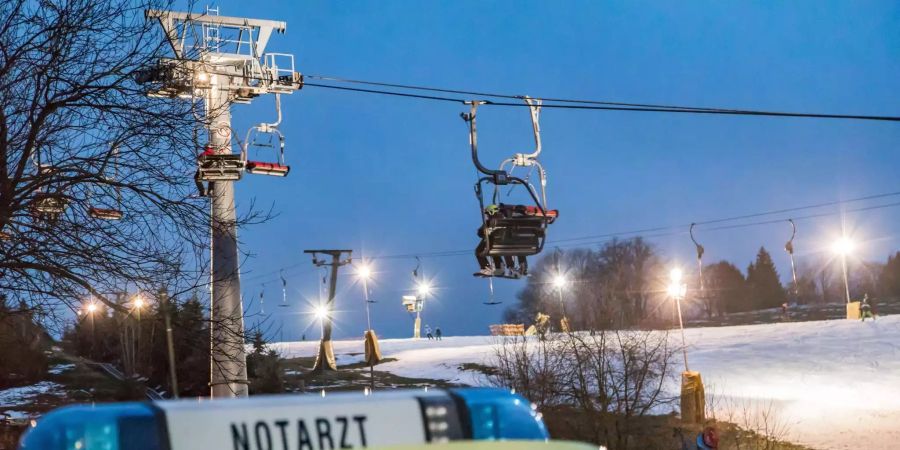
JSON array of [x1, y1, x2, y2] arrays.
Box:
[[141, 9, 302, 398]]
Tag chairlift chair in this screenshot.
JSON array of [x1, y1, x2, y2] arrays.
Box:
[[88, 208, 123, 220], [33, 192, 68, 217], [243, 94, 291, 177], [483, 276, 502, 306], [278, 270, 290, 307], [88, 146, 124, 221], [462, 98, 558, 278], [197, 146, 245, 182], [32, 164, 68, 220]]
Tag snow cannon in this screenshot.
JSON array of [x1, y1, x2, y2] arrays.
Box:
[[18, 388, 549, 450]]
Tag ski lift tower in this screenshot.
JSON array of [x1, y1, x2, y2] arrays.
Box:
[[140, 9, 302, 398]]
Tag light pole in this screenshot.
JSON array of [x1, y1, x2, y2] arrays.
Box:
[[131, 293, 145, 375], [357, 263, 374, 331], [86, 302, 98, 356], [832, 237, 854, 304], [552, 274, 568, 332], [356, 262, 380, 389], [668, 268, 689, 371], [415, 281, 431, 339]]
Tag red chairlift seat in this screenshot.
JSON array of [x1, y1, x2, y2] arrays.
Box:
[[245, 161, 290, 177], [88, 207, 123, 220], [522, 205, 559, 219]]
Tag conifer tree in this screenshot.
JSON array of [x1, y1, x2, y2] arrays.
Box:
[[746, 247, 787, 309]]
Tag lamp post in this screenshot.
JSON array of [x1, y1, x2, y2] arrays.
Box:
[[357, 263, 374, 331], [832, 237, 854, 304], [158, 288, 179, 398], [130, 293, 145, 376], [552, 274, 568, 332], [85, 301, 98, 358], [670, 266, 705, 424], [668, 268, 689, 371], [356, 262, 380, 389], [415, 281, 431, 339]]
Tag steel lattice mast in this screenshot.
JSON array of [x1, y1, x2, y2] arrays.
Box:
[[140, 9, 302, 398]]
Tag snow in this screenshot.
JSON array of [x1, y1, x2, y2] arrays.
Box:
[[0, 381, 64, 407], [274, 315, 900, 450], [1, 410, 31, 420], [47, 364, 75, 375]]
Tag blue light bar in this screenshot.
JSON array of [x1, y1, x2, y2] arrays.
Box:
[[19, 388, 548, 449], [449, 388, 549, 441], [19, 403, 164, 450]]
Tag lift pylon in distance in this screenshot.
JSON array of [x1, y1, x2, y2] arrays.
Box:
[[305, 249, 352, 372], [140, 8, 302, 398]]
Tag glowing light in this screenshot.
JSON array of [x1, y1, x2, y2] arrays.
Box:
[[551, 274, 567, 290], [196, 71, 209, 83], [417, 282, 432, 297], [832, 237, 855, 256], [669, 268, 683, 283], [357, 264, 372, 281], [667, 282, 687, 299], [313, 305, 329, 321], [667, 267, 687, 298], [86, 303, 98, 314], [133, 295, 145, 309]]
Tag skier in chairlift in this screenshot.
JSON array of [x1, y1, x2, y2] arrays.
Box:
[[474, 204, 530, 278]]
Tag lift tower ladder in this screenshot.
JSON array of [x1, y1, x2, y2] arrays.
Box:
[[141, 9, 302, 398]]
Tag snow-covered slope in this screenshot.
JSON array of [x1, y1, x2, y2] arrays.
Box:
[[273, 316, 900, 450]]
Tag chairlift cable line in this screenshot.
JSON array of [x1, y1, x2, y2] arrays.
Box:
[[183, 62, 900, 121], [305, 74, 751, 112], [302, 82, 900, 122], [368, 200, 900, 261], [238, 196, 900, 287]]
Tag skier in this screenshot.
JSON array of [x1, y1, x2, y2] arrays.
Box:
[[434, 327, 442, 341], [860, 294, 875, 321], [473, 204, 529, 278], [424, 324, 434, 340]]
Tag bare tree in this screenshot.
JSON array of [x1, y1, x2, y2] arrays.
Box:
[[507, 239, 664, 331], [489, 330, 677, 449], [0, 0, 267, 340]]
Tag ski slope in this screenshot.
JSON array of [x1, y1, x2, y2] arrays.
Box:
[[273, 316, 900, 450]]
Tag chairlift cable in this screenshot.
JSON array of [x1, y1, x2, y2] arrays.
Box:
[[305, 74, 737, 112], [239, 192, 900, 285], [303, 82, 900, 122], [190, 66, 900, 122]]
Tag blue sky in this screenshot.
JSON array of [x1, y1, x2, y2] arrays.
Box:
[[194, 1, 900, 339]]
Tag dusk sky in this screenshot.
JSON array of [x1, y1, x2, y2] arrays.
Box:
[[199, 0, 900, 339]]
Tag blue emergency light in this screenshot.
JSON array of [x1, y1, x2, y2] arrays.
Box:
[[19, 388, 548, 450]]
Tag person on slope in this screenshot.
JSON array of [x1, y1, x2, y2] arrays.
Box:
[[424, 324, 434, 340], [861, 294, 876, 321]]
